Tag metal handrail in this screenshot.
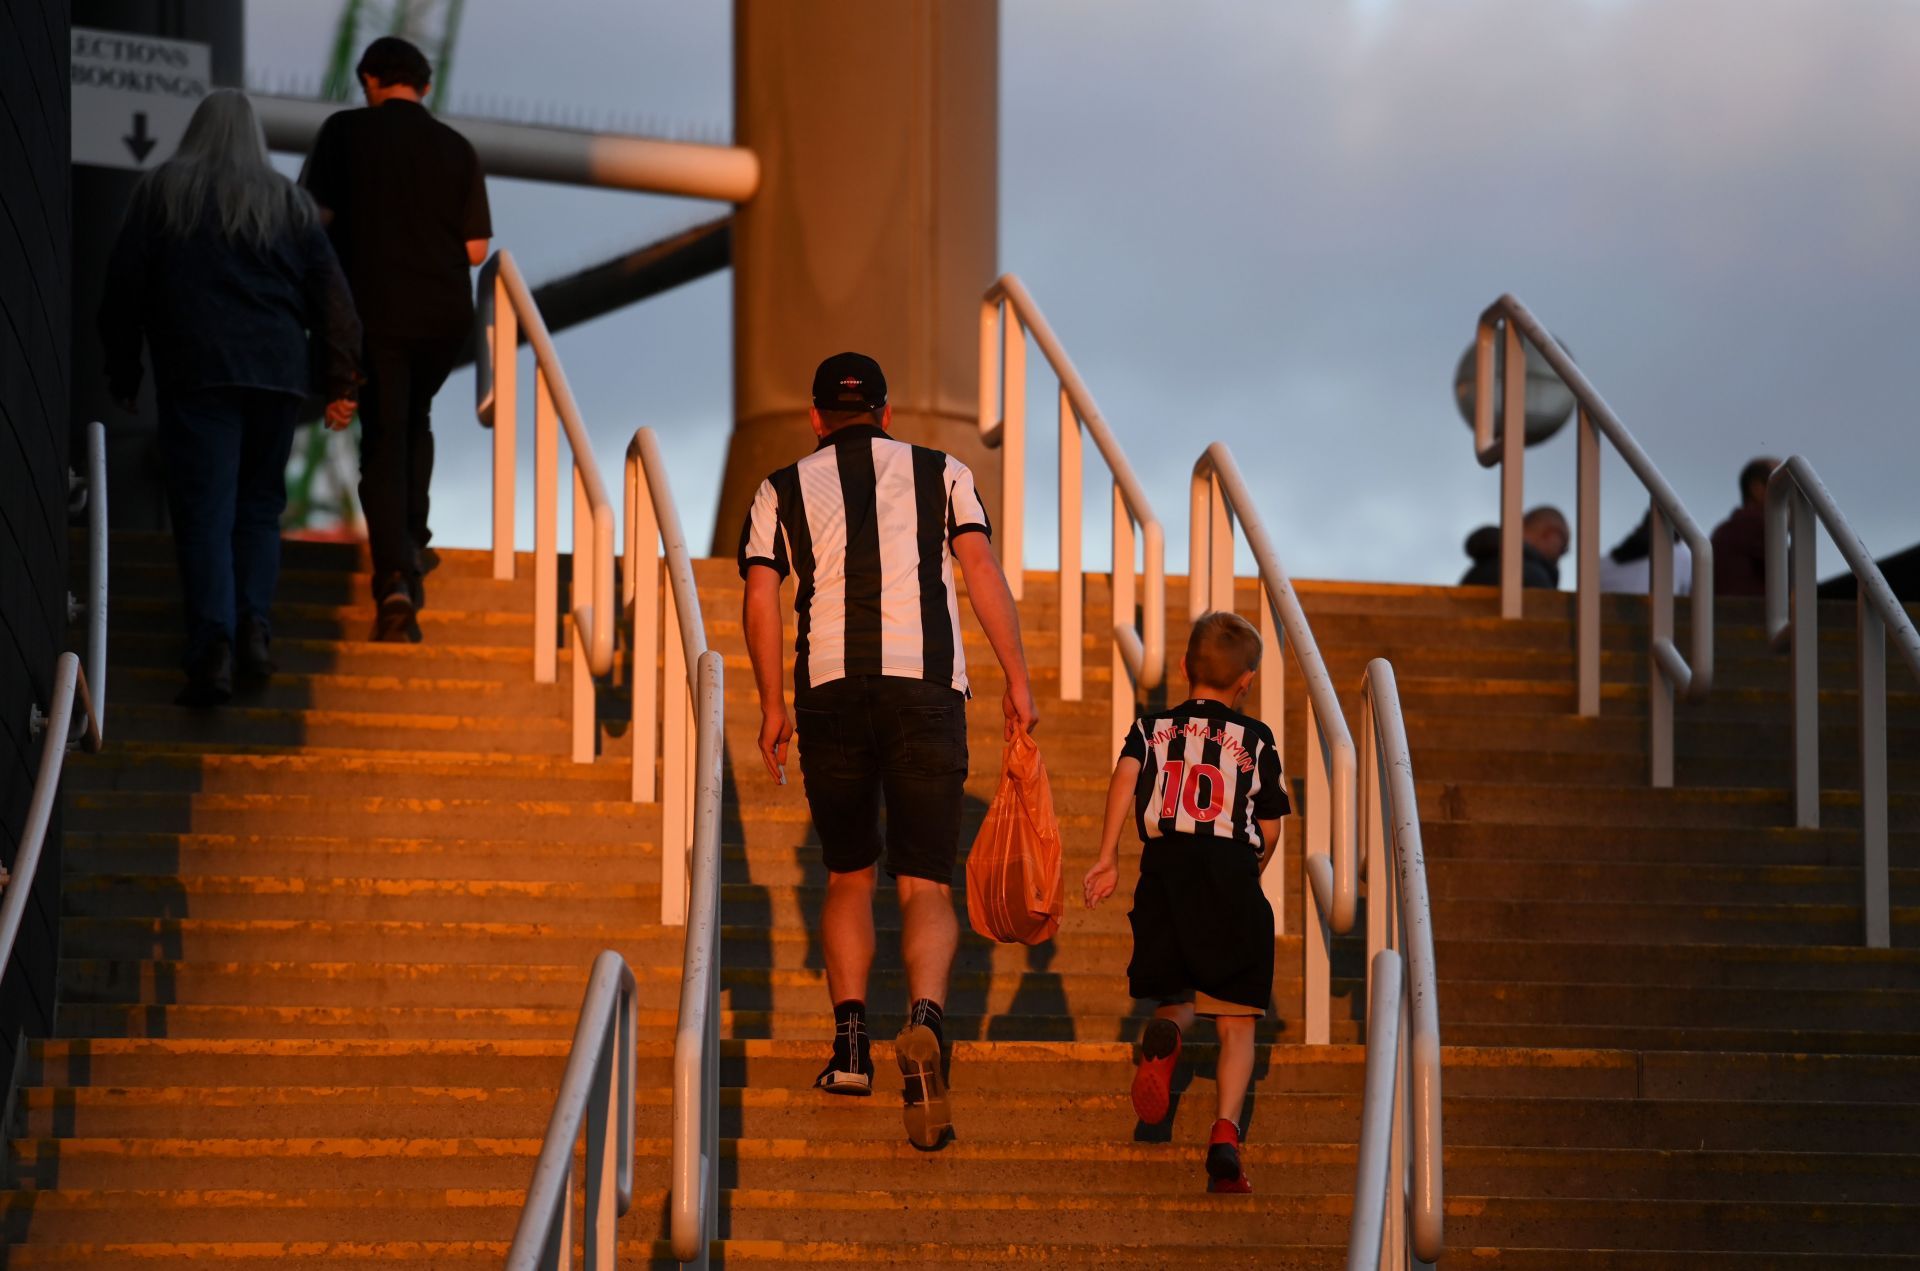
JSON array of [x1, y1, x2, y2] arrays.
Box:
[[5, 422, 110, 977], [669, 650, 725, 1265], [623, 428, 714, 923], [1472, 295, 1714, 786], [1189, 442, 1358, 1046], [1765, 456, 1920, 949], [504, 949, 638, 1270], [980, 274, 1166, 754], [1352, 659, 1443, 1267], [620, 426, 727, 1263], [475, 249, 617, 765]]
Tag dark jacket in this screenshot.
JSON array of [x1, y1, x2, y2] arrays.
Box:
[[1711, 504, 1768, 597], [1460, 525, 1560, 589], [99, 180, 361, 402]]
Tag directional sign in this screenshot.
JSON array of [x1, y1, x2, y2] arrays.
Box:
[[71, 27, 211, 172]]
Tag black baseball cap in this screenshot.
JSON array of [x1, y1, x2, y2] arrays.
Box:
[[812, 352, 888, 412]]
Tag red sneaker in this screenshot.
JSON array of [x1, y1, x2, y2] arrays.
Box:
[[1130, 1018, 1181, 1125], [1205, 1118, 1252, 1194]]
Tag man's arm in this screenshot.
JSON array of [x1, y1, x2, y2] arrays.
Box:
[[742, 564, 791, 783], [952, 530, 1038, 738]]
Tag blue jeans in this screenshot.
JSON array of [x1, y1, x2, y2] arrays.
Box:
[[158, 387, 301, 665]]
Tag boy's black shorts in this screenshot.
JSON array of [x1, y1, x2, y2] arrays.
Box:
[[1127, 834, 1276, 1013], [794, 674, 969, 884]]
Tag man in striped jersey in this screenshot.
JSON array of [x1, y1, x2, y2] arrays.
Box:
[[738, 352, 1038, 1151], [1083, 610, 1290, 1193]]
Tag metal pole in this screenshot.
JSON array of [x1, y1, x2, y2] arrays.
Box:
[[1304, 695, 1331, 1046], [1363, 714, 1387, 1014], [1344, 951, 1403, 1271], [1059, 387, 1083, 702], [572, 467, 595, 764], [1208, 476, 1233, 618], [1576, 405, 1600, 717], [661, 579, 689, 926], [1860, 598, 1889, 948], [584, 1030, 616, 1270], [534, 369, 559, 683], [1648, 505, 1675, 788], [493, 273, 518, 580], [1001, 309, 1026, 601], [630, 460, 660, 805], [1259, 582, 1284, 935], [1111, 488, 1135, 764], [1789, 492, 1820, 828], [1499, 322, 1526, 620]]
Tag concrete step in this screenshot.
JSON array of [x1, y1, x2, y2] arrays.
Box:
[[65, 791, 653, 842]]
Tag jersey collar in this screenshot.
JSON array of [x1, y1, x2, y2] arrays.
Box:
[[815, 424, 888, 451]]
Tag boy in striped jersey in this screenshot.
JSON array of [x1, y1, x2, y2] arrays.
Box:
[[1083, 611, 1290, 1194]]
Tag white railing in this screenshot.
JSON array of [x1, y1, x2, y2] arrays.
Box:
[[1189, 442, 1357, 1045], [980, 275, 1165, 751], [1349, 659, 1443, 1269], [620, 427, 728, 1264], [1471, 295, 1713, 786], [1765, 456, 1920, 949], [475, 249, 617, 763], [504, 950, 638, 1270], [3, 423, 109, 980], [668, 649, 725, 1266]]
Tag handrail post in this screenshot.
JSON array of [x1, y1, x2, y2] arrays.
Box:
[[662, 576, 689, 926], [1859, 595, 1889, 948], [1345, 950, 1403, 1271], [492, 267, 518, 581], [533, 368, 559, 684], [572, 467, 595, 764], [1575, 405, 1600, 717], [1362, 711, 1387, 1009], [1001, 304, 1026, 601], [1258, 579, 1284, 933], [1648, 505, 1675, 788], [584, 1023, 617, 1269], [1788, 489, 1819, 828], [1059, 387, 1083, 701], [629, 458, 660, 804], [1498, 320, 1526, 619], [1110, 484, 1134, 762], [1304, 693, 1331, 1047]]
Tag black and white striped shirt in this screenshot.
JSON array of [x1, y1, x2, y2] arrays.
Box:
[[736, 425, 993, 695], [1122, 699, 1290, 851]]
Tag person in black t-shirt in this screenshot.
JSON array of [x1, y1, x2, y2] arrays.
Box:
[[301, 36, 492, 641], [1084, 610, 1291, 1195]]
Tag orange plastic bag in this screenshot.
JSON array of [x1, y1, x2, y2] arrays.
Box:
[[966, 730, 1065, 945]]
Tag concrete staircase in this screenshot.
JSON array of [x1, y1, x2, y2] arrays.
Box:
[[3, 532, 1917, 1265]]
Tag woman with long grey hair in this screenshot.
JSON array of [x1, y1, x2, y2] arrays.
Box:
[[101, 88, 362, 706]]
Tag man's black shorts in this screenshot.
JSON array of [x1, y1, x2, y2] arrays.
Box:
[[794, 674, 969, 883], [1127, 834, 1276, 1013]]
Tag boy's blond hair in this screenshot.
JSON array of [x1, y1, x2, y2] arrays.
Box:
[[1185, 610, 1262, 690]]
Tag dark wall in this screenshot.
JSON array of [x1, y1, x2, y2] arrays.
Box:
[[0, 0, 74, 1079]]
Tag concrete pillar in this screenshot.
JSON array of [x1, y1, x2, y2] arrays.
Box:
[[714, 0, 998, 552]]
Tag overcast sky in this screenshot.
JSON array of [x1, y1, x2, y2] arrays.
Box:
[[248, 0, 1920, 585]]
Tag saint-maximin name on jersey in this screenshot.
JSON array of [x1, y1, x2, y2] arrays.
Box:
[[735, 424, 992, 696], [1121, 698, 1291, 851]]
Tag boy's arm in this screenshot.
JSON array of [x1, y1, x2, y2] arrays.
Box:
[[1083, 756, 1141, 909], [952, 530, 1038, 738], [1255, 817, 1285, 875], [742, 564, 791, 783]]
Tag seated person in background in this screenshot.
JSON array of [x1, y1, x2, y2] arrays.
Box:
[[1083, 611, 1290, 1196], [1711, 457, 1779, 597], [1460, 505, 1568, 589], [1598, 512, 1693, 595]]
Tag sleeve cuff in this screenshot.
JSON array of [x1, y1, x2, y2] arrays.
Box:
[[739, 556, 788, 580], [949, 523, 991, 543]]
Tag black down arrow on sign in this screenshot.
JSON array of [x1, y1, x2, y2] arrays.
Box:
[[124, 112, 156, 162]]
